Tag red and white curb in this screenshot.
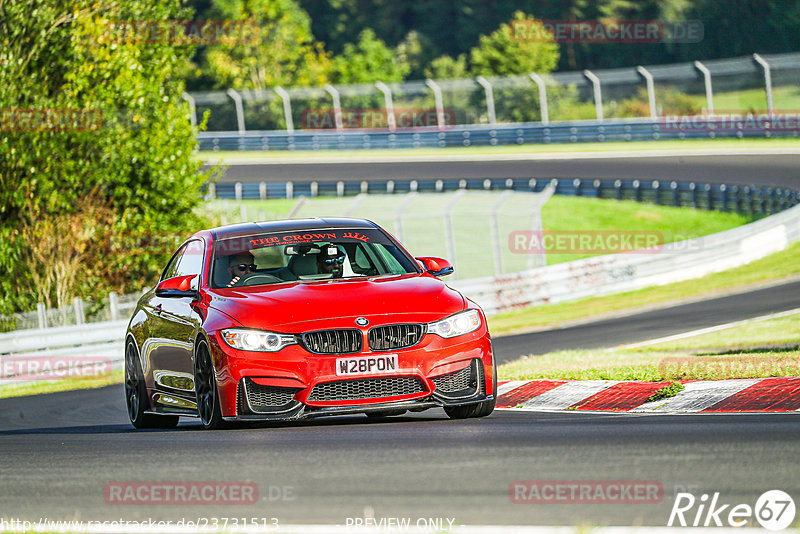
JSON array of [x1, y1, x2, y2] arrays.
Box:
[[496, 378, 800, 413]]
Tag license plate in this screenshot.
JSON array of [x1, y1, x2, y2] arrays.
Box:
[[336, 355, 399, 376]]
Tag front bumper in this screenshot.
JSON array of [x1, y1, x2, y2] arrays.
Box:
[[208, 323, 494, 420]]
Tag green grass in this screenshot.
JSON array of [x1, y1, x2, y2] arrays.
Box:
[[489, 240, 800, 335], [498, 312, 800, 382], [195, 137, 800, 161], [541, 196, 753, 264], [685, 85, 800, 114], [648, 382, 685, 401], [646, 313, 800, 351], [0, 370, 123, 399]]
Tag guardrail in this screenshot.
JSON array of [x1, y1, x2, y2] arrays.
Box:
[[452, 202, 800, 315], [209, 177, 800, 216], [197, 117, 800, 152], [0, 320, 127, 385]]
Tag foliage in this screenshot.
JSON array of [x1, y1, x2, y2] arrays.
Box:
[[424, 55, 470, 80], [648, 382, 685, 402], [201, 0, 332, 90], [0, 0, 211, 314], [331, 29, 410, 84], [469, 12, 559, 77]]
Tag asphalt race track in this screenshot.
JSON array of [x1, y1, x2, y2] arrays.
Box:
[[209, 152, 800, 188], [2, 388, 800, 526], [2, 150, 799, 528]]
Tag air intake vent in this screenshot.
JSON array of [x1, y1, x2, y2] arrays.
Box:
[[239, 378, 299, 414], [302, 329, 362, 354], [368, 324, 425, 351], [308, 377, 426, 402], [431, 360, 483, 400]]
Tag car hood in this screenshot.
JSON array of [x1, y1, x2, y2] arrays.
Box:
[[206, 274, 466, 330]]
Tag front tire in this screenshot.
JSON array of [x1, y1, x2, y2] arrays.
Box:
[[194, 340, 229, 430], [125, 341, 179, 429]]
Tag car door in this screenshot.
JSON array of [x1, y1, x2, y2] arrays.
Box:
[[146, 240, 205, 405]]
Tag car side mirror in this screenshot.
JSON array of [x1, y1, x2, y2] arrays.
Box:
[[155, 275, 199, 299], [416, 256, 454, 277]]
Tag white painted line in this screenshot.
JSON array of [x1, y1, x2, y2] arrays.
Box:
[[621, 307, 800, 349], [497, 380, 528, 396], [200, 147, 800, 166], [519, 380, 618, 410], [631, 379, 763, 413]]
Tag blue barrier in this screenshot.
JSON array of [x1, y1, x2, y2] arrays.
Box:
[[197, 117, 800, 152], [209, 177, 800, 216]]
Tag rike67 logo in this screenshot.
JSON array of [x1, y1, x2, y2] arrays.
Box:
[[668, 490, 796, 530]]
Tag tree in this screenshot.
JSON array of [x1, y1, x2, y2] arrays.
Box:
[[0, 0, 211, 315], [424, 55, 470, 80], [201, 0, 332, 90], [469, 11, 559, 77], [331, 29, 410, 83]]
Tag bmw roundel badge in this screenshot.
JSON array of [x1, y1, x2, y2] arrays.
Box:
[[355, 317, 369, 327]]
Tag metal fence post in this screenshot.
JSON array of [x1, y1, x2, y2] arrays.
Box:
[[636, 66, 657, 118], [73, 297, 85, 326], [37, 302, 47, 329], [475, 76, 496, 125], [259, 182, 267, 200], [323, 84, 344, 132], [394, 192, 417, 242], [444, 190, 466, 278], [109, 292, 120, 322], [226, 89, 246, 134], [181, 92, 197, 128], [583, 69, 603, 121], [375, 82, 397, 131], [274, 86, 295, 133], [425, 79, 446, 130], [490, 191, 513, 275], [286, 182, 293, 199], [529, 73, 549, 125], [235, 182, 242, 201], [753, 54, 774, 115], [694, 61, 714, 115]]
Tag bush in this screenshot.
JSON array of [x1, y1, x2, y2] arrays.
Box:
[[0, 0, 212, 314]]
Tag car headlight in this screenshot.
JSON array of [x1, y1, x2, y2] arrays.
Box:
[[427, 309, 481, 338], [220, 328, 296, 352]]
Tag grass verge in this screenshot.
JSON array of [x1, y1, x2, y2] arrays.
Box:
[[489, 240, 800, 335], [195, 138, 800, 161], [0, 370, 123, 399], [498, 312, 800, 382]]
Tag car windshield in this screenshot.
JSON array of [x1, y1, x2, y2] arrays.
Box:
[[210, 227, 420, 288]]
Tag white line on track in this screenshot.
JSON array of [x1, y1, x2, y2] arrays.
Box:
[[621, 307, 800, 349]]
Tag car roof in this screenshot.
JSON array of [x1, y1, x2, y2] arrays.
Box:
[[205, 217, 379, 240]]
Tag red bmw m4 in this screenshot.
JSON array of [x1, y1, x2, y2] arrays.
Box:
[[125, 218, 495, 429]]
